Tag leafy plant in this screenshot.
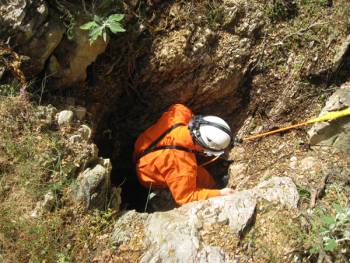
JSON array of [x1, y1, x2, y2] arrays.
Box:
[[310, 204, 350, 254], [80, 14, 126, 44]]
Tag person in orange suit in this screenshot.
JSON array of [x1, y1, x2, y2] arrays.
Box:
[[134, 104, 234, 205]]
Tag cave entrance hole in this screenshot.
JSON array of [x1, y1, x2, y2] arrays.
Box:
[[93, 81, 252, 212]]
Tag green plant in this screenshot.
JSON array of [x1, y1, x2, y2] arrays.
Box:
[[310, 204, 350, 254], [57, 252, 71, 263], [0, 83, 21, 97], [318, 0, 329, 6], [266, 0, 299, 22], [206, 6, 224, 30], [297, 186, 311, 200], [80, 14, 126, 44]]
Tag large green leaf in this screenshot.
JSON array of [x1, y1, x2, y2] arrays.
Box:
[[80, 21, 98, 30], [108, 22, 126, 33], [324, 239, 337, 251], [321, 215, 336, 225], [333, 203, 343, 214], [89, 26, 103, 42], [107, 14, 125, 23]]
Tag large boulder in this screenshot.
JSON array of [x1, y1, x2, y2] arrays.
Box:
[[308, 82, 350, 156], [71, 158, 118, 210], [0, 0, 65, 77], [0, 1, 107, 87], [0, 0, 48, 45], [111, 177, 299, 262]]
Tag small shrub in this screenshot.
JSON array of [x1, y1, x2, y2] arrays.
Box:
[[310, 204, 350, 254], [80, 14, 126, 44], [266, 0, 299, 22]]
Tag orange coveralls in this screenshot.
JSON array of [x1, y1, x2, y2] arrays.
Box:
[[134, 104, 220, 205]]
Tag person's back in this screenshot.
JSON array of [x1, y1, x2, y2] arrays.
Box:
[[134, 104, 234, 205]]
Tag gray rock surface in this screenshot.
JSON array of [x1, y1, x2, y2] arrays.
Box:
[[308, 82, 350, 155], [0, 0, 48, 45], [332, 35, 350, 74], [30, 191, 55, 218], [0, 1, 64, 76], [111, 176, 299, 262], [78, 124, 92, 141], [71, 158, 113, 210], [47, 21, 108, 88], [253, 176, 299, 208], [57, 110, 74, 126]]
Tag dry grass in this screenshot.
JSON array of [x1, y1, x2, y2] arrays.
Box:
[[0, 96, 116, 262]]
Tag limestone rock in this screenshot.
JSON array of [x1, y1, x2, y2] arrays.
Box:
[[308, 83, 350, 155], [19, 15, 65, 77], [47, 21, 108, 88], [57, 110, 74, 126], [71, 158, 112, 210], [332, 35, 350, 74], [112, 176, 298, 262], [253, 177, 299, 208], [111, 210, 148, 245], [140, 193, 244, 263], [0, 1, 64, 77], [0, 0, 48, 45], [78, 124, 92, 141], [228, 162, 248, 188], [30, 191, 55, 218]]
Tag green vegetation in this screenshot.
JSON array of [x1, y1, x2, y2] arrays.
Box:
[[266, 0, 298, 22], [309, 204, 350, 254], [206, 4, 224, 30], [80, 14, 126, 43], [0, 83, 21, 97], [0, 96, 116, 262]]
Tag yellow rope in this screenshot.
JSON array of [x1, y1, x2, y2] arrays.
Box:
[[243, 108, 350, 142]]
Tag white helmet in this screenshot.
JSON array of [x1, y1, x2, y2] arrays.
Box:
[[189, 115, 232, 154]]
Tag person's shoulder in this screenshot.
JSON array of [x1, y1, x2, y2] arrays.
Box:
[[169, 104, 192, 115]]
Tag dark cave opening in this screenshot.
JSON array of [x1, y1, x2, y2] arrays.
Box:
[[92, 77, 254, 212]]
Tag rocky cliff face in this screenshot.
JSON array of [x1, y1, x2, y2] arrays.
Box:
[[1, 0, 350, 262], [0, 1, 107, 87]]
